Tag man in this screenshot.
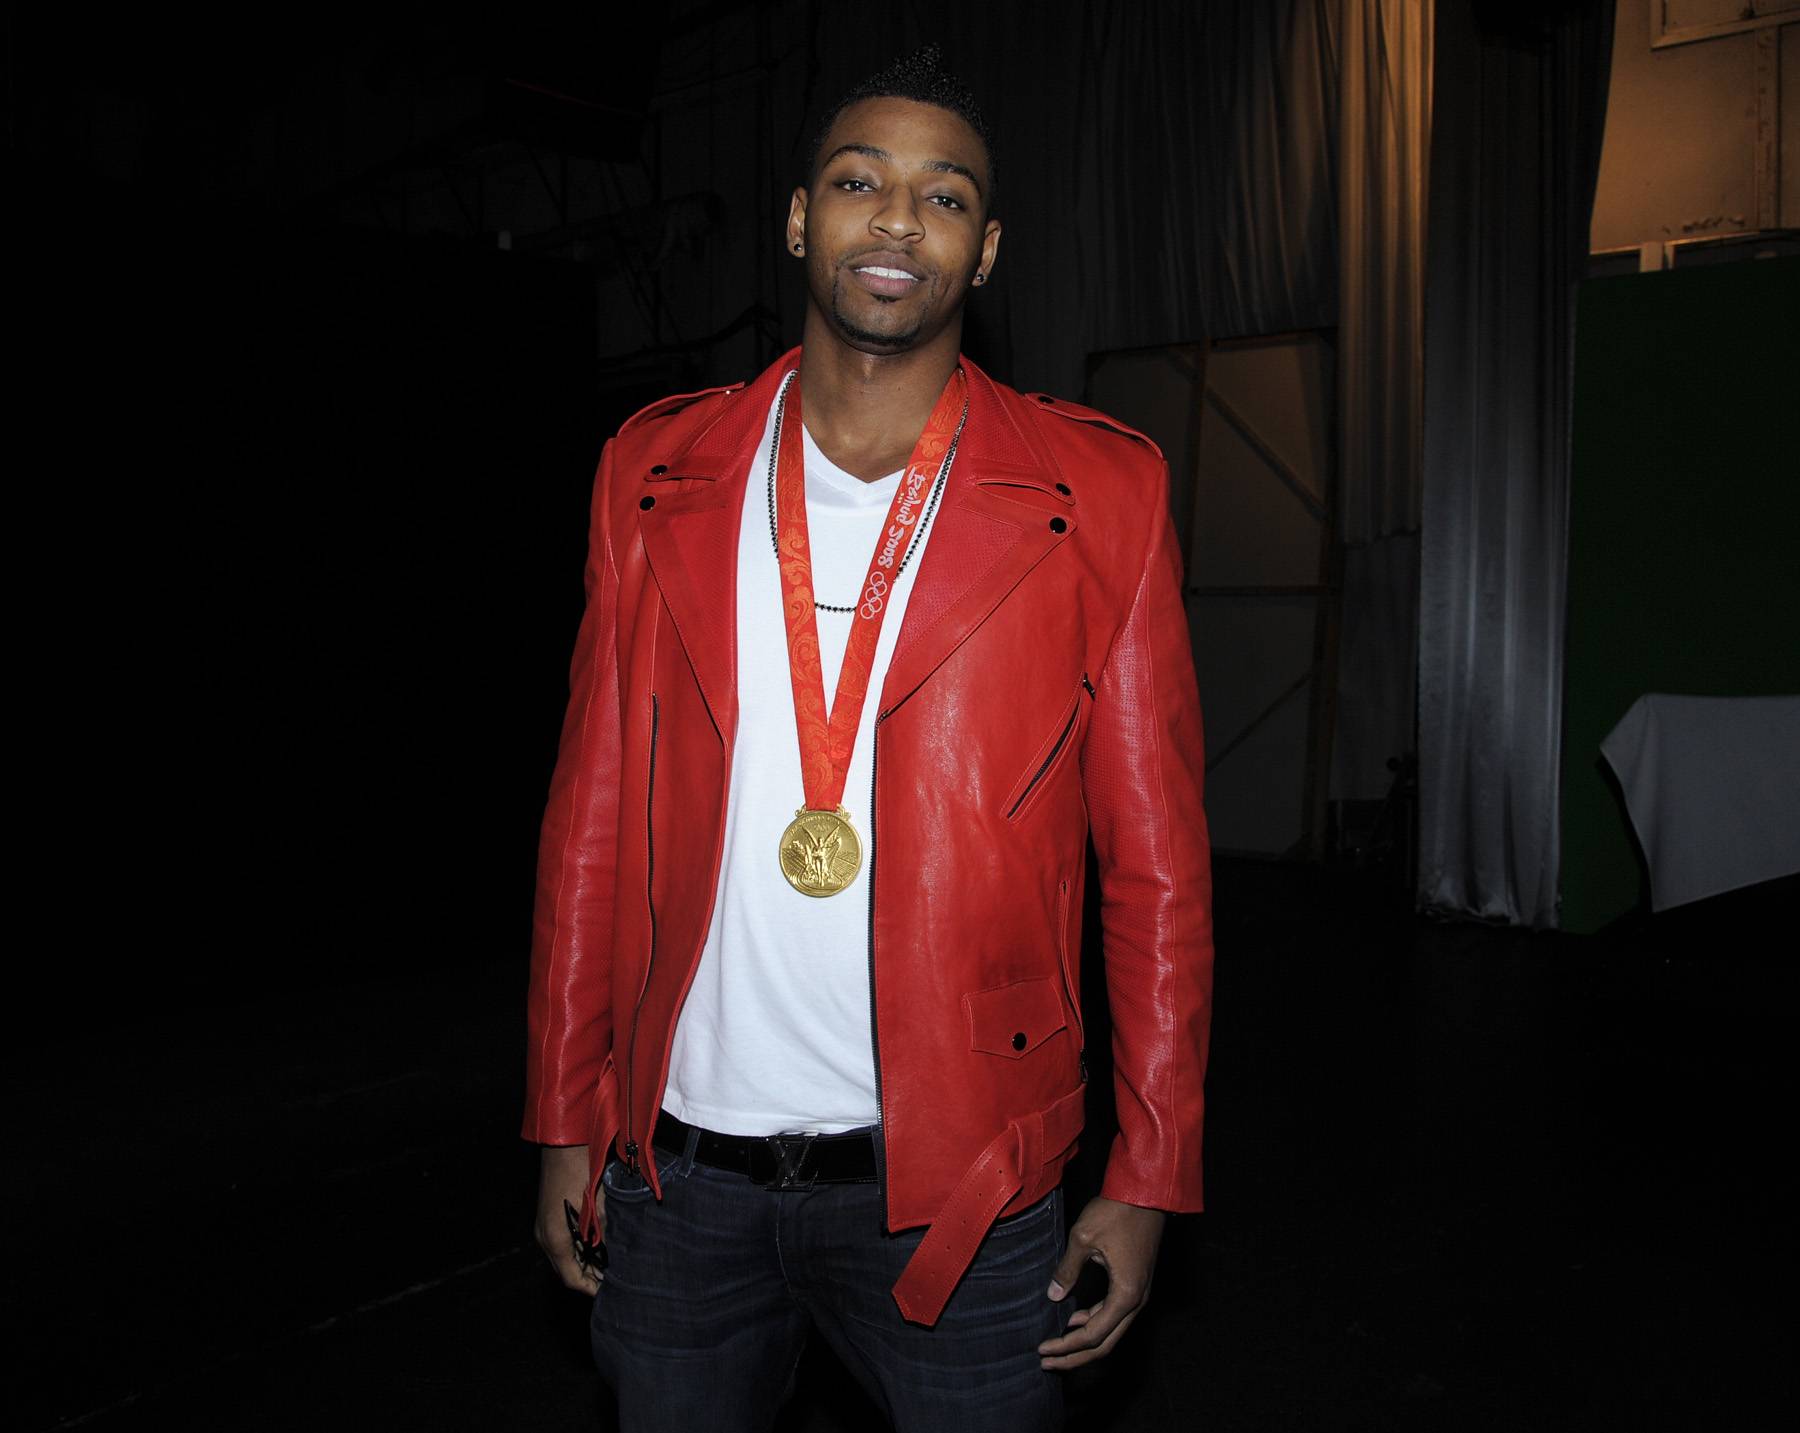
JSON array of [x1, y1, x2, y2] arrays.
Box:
[[525, 46, 1213, 1431]]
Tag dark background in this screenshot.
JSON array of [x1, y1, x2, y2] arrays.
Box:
[[8, 5, 1795, 1431]]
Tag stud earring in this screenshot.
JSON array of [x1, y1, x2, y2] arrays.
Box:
[[793, 242, 803, 253], [973, 272, 986, 286]]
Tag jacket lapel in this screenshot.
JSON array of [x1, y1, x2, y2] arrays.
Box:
[[880, 357, 1077, 716], [635, 349, 800, 739]]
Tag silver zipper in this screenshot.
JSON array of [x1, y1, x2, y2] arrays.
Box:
[[624, 692, 659, 1173], [1006, 700, 1079, 819], [867, 714, 888, 1212], [1055, 877, 1087, 1083]]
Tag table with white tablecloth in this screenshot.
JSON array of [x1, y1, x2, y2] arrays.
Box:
[[1599, 694, 1800, 913]]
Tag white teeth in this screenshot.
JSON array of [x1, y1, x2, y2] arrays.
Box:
[[857, 266, 916, 280]]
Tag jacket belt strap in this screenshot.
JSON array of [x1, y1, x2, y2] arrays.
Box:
[[578, 1057, 621, 1245], [891, 1085, 1087, 1327]]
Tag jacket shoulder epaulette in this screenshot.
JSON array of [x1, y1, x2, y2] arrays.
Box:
[[1024, 393, 1165, 463], [618, 381, 745, 435]]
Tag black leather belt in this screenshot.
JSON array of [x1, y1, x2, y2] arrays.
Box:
[[653, 1108, 878, 1189]]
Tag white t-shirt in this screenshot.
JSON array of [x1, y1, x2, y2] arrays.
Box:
[[662, 378, 945, 1135]]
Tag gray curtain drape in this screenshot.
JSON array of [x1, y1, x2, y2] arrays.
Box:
[[1074, 0, 1341, 367], [1334, 0, 1432, 800], [1416, 0, 1615, 926]]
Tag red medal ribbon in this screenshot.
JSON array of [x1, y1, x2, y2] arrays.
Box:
[[776, 365, 966, 812]]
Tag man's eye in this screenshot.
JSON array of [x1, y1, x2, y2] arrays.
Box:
[[838, 178, 874, 192], [930, 195, 964, 210]]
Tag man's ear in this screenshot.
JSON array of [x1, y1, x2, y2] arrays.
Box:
[[979, 219, 1003, 280], [786, 187, 809, 253]]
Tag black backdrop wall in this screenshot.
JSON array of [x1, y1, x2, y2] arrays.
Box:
[[20, 197, 616, 1014], [244, 233, 603, 993]]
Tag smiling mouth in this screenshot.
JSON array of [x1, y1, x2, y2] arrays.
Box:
[[850, 264, 923, 299]]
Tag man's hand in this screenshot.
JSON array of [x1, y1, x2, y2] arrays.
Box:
[[1037, 1196, 1166, 1369], [535, 1144, 603, 1294]]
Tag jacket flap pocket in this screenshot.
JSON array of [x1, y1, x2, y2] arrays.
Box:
[[964, 977, 1066, 1059]]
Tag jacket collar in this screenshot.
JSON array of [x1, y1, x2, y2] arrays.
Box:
[[636, 345, 1078, 738]]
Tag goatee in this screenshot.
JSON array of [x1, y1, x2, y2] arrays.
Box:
[[829, 279, 923, 352]]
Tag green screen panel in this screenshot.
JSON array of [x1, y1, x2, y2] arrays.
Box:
[[1562, 256, 1800, 933]]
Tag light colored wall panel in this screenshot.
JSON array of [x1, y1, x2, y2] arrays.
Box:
[[1206, 340, 1331, 505], [1189, 338, 1331, 588], [1592, 0, 1761, 249]]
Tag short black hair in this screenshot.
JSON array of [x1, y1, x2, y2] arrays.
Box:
[[803, 44, 997, 212]]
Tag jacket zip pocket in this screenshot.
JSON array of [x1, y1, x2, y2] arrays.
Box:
[[624, 692, 659, 1173], [1055, 876, 1087, 1082], [1005, 684, 1084, 820]]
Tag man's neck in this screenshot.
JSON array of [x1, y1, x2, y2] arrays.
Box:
[[797, 312, 962, 483]]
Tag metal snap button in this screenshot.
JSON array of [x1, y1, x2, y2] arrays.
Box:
[[1055, 482, 1071, 496], [1012, 1032, 1028, 1051], [640, 495, 656, 510], [1036, 394, 1054, 404], [1049, 516, 1067, 534], [649, 463, 668, 475]]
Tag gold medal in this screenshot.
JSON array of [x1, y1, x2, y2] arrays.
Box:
[[778, 806, 863, 897]]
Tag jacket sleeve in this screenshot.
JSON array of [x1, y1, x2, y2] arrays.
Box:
[[1080, 466, 1214, 1212], [522, 439, 624, 1146]]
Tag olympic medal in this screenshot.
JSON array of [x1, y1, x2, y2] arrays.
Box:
[[778, 806, 863, 897]]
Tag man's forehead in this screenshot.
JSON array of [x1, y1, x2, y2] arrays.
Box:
[[818, 98, 990, 188]]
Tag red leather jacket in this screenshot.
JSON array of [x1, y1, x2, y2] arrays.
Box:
[[523, 347, 1213, 1325]]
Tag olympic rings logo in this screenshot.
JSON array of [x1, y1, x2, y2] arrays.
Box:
[[859, 568, 890, 620]]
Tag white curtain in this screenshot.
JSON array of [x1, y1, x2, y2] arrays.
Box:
[[1416, 0, 1615, 926]]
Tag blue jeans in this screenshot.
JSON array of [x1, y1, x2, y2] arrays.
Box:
[[590, 1128, 1066, 1432]]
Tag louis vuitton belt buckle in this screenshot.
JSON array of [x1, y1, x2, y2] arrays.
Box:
[[754, 1131, 820, 1190]]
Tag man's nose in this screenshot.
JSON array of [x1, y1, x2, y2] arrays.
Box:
[[871, 186, 925, 242]]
